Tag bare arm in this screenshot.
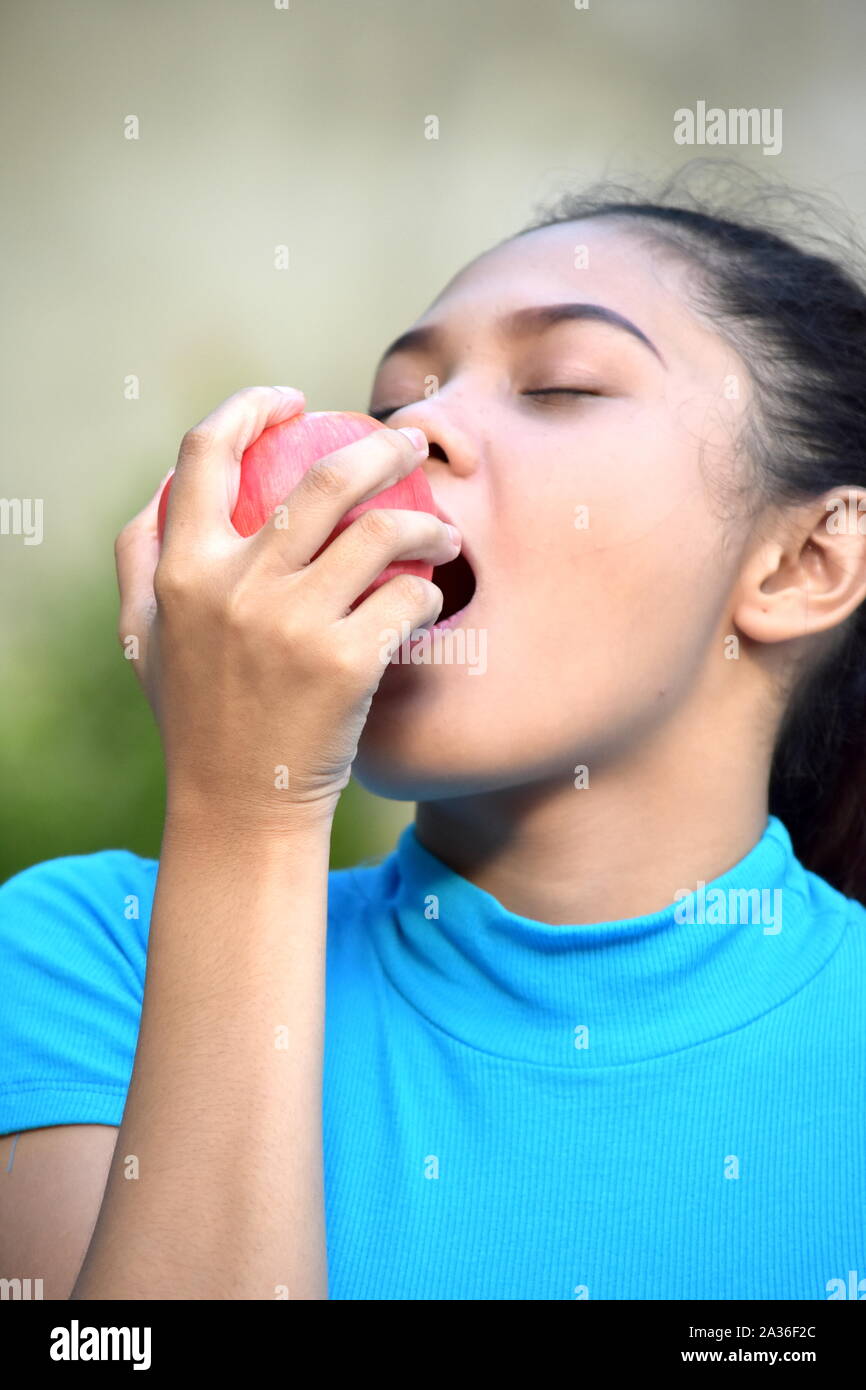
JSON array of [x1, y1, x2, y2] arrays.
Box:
[[71, 813, 332, 1300], [0, 1125, 118, 1301], [66, 386, 453, 1299]]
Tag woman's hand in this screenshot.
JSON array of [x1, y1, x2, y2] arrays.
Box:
[[114, 385, 460, 831]]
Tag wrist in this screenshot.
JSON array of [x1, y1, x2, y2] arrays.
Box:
[[162, 788, 338, 851]]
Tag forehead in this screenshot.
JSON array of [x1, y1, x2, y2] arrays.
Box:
[[432, 219, 679, 313], [408, 218, 721, 372]]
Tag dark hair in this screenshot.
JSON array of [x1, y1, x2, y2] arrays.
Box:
[[517, 161, 866, 904]]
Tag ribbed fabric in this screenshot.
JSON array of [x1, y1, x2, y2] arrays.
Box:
[[1, 814, 864, 1300]]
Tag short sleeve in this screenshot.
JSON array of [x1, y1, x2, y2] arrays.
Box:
[[0, 850, 156, 1135]]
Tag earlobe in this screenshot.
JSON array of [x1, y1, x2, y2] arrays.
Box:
[[733, 491, 866, 646]]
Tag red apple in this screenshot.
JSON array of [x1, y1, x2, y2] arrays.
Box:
[[157, 410, 436, 609]]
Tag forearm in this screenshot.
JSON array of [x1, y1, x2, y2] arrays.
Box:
[[71, 809, 332, 1301]]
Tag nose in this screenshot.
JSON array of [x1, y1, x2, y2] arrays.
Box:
[[385, 396, 478, 479]]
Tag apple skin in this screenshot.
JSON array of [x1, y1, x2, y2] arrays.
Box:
[[156, 410, 436, 609]]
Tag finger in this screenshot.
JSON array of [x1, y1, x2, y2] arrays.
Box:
[[115, 465, 176, 656], [338, 571, 446, 664], [298, 508, 460, 617], [243, 424, 429, 575], [162, 385, 306, 549]]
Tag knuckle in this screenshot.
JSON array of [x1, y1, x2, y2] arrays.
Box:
[[277, 614, 306, 651], [179, 423, 216, 460], [152, 560, 188, 604], [230, 390, 276, 458], [359, 507, 400, 546], [393, 572, 434, 606], [237, 385, 273, 406], [306, 457, 349, 500], [223, 582, 259, 630], [329, 639, 365, 682]]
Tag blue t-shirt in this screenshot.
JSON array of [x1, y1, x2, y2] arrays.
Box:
[[1, 814, 864, 1300]]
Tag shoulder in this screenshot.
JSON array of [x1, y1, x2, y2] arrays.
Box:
[[0, 843, 394, 1138], [1, 845, 159, 902], [0, 849, 159, 1134], [0, 847, 158, 966]]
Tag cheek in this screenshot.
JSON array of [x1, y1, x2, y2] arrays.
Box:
[[578, 407, 702, 538], [501, 411, 696, 593], [498, 422, 724, 676]]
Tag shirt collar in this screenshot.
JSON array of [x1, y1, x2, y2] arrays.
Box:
[[360, 815, 849, 1066]]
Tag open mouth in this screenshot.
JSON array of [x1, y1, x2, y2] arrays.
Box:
[[431, 548, 477, 625]]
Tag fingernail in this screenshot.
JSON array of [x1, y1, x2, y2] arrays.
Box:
[[446, 524, 461, 546], [398, 426, 428, 455], [274, 385, 305, 396]]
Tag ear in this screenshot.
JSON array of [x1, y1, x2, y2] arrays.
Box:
[[734, 489, 866, 644]]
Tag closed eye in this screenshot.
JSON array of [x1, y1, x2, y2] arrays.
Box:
[[369, 387, 601, 421], [521, 388, 602, 402]]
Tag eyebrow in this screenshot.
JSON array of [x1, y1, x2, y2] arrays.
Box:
[[376, 301, 667, 371]]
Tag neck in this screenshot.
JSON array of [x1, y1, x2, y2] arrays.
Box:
[[414, 701, 771, 927]]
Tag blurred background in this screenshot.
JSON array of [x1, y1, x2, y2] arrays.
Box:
[[2, 0, 865, 879]]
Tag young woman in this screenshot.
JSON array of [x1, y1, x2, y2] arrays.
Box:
[[2, 169, 866, 1301]]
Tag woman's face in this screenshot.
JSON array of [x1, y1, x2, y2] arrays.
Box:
[[353, 217, 751, 799]]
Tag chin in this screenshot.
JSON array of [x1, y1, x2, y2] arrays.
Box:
[[353, 716, 465, 801], [353, 708, 534, 802], [353, 719, 486, 801]]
